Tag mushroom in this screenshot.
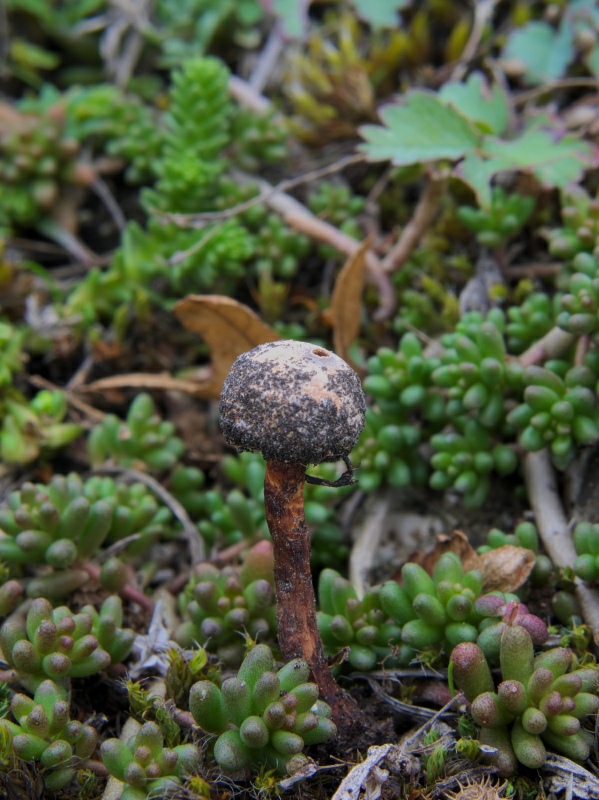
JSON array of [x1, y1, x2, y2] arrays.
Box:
[[219, 340, 366, 725]]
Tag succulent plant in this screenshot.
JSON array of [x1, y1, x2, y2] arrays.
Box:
[[0, 475, 113, 585], [0, 320, 26, 386], [169, 465, 206, 519], [379, 552, 485, 652], [549, 193, 599, 262], [0, 99, 91, 230], [189, 644, 337, 774], [100, 720, 199, 800], [573, 522, 599, 584], [474, 597, 549, 664], [457, 187, 535, 248], [316, 569, 408, 670], [87, 393, 185, 472], [0, 679, 98, 792], [0, 472, 178, 598], [0, 595, 134, 695], [175, 540, 277, 664], [557, 269, 599, 336], [429, 418, 518, 508], [477, 522, 554, 587], [83, 474, 177, 553], [450, 626, 599, 774], [506, 364, 599, 470], [1, 389, 82, 466], [506, 292, 559, 354]]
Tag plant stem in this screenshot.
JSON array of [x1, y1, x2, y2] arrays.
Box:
[[264, 459, 359, 726]]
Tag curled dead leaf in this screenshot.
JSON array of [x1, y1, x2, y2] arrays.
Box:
[[478, 545, 535, 593], [330, 237, 371, 370], [174, 295, 280, 398]]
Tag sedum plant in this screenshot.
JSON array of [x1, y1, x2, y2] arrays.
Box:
[[0, 471, 178, 599], [573, 522, 599, 584], [1, 389, 82, 466], [450, 625, 599, 774], [379, 552, 485, 652], [0, 99, 90, 231], [0, 679, 98, 793], [506, 292, 560, 354], [87, 393, 185, 471], [316, 568, 407, 670], [549, 192, 599, 262], [0, 596, 134, 696], [189, 644, 336, 775], [457, 186, 535, 249], [100, 720, 199, 800], [175, 540, 277, 664], [506, 364, 599, 470]]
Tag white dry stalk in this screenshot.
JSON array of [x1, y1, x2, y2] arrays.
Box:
[[523, 449, 599, 643], [331, 744, 395, 800], [544, 754, 599, 799]]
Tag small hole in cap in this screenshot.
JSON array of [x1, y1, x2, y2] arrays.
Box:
[[313, 348, 328, 357]]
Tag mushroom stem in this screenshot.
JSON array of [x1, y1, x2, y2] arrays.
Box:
[[264, 459, 358, 725]]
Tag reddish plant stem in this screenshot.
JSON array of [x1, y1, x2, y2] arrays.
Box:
[[81, 562, 154, 613], [264, 460, 359, 727]]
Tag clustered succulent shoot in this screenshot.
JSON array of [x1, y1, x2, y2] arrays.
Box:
[[549, 192, 599, 261], [175, 540, 277, 664], [507, 364, 599, 470], [0, 471, 177, 600], [450, 624, 599, 775], [379, 552, 485, 652], [101, 720, 199, 800], [0, 100, 91, 230], [189, 644, 336, 774], [0, 679, 98, 792], [317, 569, 406, 670], [1, 389, 82, 466], [573, 522, 599, 584], [219, 340, 366, 724], [87, 393, 185, 471], [0, 596, 134, 695], [457, 186, 535, 249]]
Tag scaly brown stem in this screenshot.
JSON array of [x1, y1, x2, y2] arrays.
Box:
[[264, 459, 360, 728]]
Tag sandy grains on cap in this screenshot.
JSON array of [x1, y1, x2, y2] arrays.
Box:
[[219, 340, 366, 464]]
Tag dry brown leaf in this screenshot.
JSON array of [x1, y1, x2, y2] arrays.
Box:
[[174, 295, 280, 398], [78, 373, 209, 396], [330, 237, 371, 369], [479, 545, 535, 593], [409, 529, 481, 576]]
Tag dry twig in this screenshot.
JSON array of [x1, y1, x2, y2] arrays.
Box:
[[523, 450, 599, 644], [381, 174, 446, 274]]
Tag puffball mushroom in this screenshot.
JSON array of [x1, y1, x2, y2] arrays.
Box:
[[219, 340, 366, 725]]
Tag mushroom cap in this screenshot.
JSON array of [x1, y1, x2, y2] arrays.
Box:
[[219, 340, 366, 464]]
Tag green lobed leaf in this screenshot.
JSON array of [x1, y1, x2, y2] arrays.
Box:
[[502, 20, 574, 86], [360, 91, 481, 165], [350, 0, 408, 29], [439, 72, 509, 135]]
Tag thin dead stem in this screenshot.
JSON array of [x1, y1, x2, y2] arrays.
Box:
[[381, 174, 446, 274], [518, 327, 576, 368], [523, 449, 599, 644]]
